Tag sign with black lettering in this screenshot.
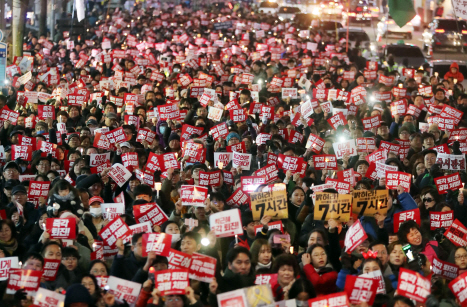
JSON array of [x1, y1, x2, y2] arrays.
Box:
[[250, 190, 288, 220], [352, 190, 389, 216], [313, 192, 351, 221]]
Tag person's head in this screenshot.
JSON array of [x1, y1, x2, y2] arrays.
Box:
[[180, 232, 201, 255], [210, 192, 226, 211], [131, 233, 145, 259], [35, 157, 51, 175], [272, 254, 300, 287], [227, 247, 251, 275], [0, 219, 15, 242], [422, 132, 435, 149], [361, 257, 383, 274], [89, 259, 108, 276], [369, 241, 389, 267], [241, 211, 260, 237], [390, 295, 416, 307], [420, 187, 440, 210], [354, 160, 370, 177], [289, 187, 305, 207], [22, 252, 44, 271], [377, 123, 389, 139], [307, 244, 328, 269], [423, 149, 437, 169], [387, 241, 406, 267], [451, 246, 467, 270], [64, 284, 94, 307], [287, 278, 316, 305], [307, 229, 328, 247], [398, 220, 423, 246], [161, 220, 180, 235], [226, 132, 240, 146], [133, 184, 153, 202], [250, 238, 272, 266], [81, 274, 100, 297], [41, 241, 62, 260], [62, 246, 80, 271]]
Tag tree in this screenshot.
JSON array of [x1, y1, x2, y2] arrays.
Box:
[[11, 0, 27, 60]]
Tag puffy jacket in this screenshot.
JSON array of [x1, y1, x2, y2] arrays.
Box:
[[303, 264, 338, 296], [444, 62, 464, 82]]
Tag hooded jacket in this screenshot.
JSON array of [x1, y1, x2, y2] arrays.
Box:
[[444, 62, 464, 82]]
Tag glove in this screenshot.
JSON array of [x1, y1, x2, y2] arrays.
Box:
[[250, 144, 258, 156], [206, 135, 214, 146], [453, 141, 462, 155]]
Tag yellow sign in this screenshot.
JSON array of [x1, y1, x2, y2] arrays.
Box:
[[314, 192, 352, 221], [250, 190, 288, 220], [352, 190, 389, 216]]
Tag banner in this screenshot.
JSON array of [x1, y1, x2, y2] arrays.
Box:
[[436, 153, 466, 171], [314, 192, 352, 222], [352, 190, 389, 216], [210, 209, 243, 238], [250, 190, 288, 220]]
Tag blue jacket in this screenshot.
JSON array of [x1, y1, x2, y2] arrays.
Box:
[[384, 192, 418, 233]]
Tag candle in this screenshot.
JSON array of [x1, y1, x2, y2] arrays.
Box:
[[398, 84, 403, 89], [155, 182, 162, 199], [235, 235, 238, 244], [53, 203, 60, 211], [258, 161, 261, 169], [218, 162, 224, 169], [290, 246, 294, 254], [412, 175, 415, 182]]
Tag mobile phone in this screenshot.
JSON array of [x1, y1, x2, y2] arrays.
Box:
[[273, 234, 290, 244], [402, 244, 415, 262], [148, 266, 156, 282]]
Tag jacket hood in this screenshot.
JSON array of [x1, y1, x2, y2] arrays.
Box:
[[451, 62, 459, 70]]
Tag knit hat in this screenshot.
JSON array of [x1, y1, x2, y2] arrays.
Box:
[[168, 133, 180, 143], [65, 284, 93, 306], [226, 132, 240, 144]]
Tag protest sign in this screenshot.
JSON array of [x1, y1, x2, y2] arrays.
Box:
[[0, 257, 19, 281], [232, 152, 252, 170], [226, 188, 250, 207], [332, 139, 357, 159], [107, 276, 142, 306], [250, 190, 288, 220], [314, 192, 352, 222], [168, 249, 192, 270], [6, 269, 42, 295], [352, 190, 389, 216], [101, 203, 125, 220], [189, 253, 217, 283], [99, 217, 132, 247], [435, 172, 463, 194], [254, 164, 279, 184], [344, 275, 378, 305], [277, 154, 304, 173], [313, 155, 338, 170], [345, 220, 368, 252], [46, 218, 76, 239], [28, 181, 50, 199], [155, 269, 189, 296], [430, 211, 454, 230], [210, 209, 243, 238], [43, 259, 61, 281], [108, 163, 132, 187], [142, 233, 172, 257], [393, 209, 421, 232], [397, 268, 431, 303], [199, 171, 222, 186], [432, 256, 458, 279], [436, 153, 466, 171], [33, 288, 65, 307], [308, 292, 349, 307], [444, 219, 467, 247], [305, 134, 325, 153], [180, 185, 208, 207], [386, 171, 411, 192]]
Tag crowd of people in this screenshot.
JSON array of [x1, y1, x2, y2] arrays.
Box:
[[1, 0, 467, 306]]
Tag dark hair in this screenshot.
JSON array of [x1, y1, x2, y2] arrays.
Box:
[[0, 219, 16, 240], [361, 257, 383, 273], [41, 241, 62, 256], [250, 238, 270, 265], [22, 252, 44, 267], [210, 192, 226, 203], [308, 229, 329, 246], [133, 184, 153, 198], [161, 220, 179, 233], [88, 259, 109, 275], [389, 295, 415, 307], [272, 254, 300, 277], [181, 231, 201, 244], [132, 232, 144, 246], [226, 247, 251, 264], [369, 241, 388, 252], [397, 220, 421, 245], [354, 160, 370, 171], [288, 278, 316, 300], [448, 246, 467, 265], [62, 246, 80, 259], [81, 274, 102, 297]]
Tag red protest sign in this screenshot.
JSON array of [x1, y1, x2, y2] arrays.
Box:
[[46, 218, 76, 239], [327, 113, 348, 130], [344, 275, 378, 305], [37, 140, 57, 154], [440, 105, 464, 124], [134, 203, 168, 226], [145, 152, 161, 173], [385, 171, 411, 192], [210, 122, 229, 140], [449, 271, 467, 306], [362, 115, 381, 131], [288, 130, 304, 144], [0, 106, 19, 124], [241, 176, 266, 193], [313, 155, 338, 170], [158, 152, 180, 172], [379, 141, 401, 155], [397, 268, 431, 303], [28, 181, 50, 199], [393, 209, 421, 232], [444, 219, 467, 247], [230, 108, 248, 122], [430, 210, 454, 230], [142, 233, 172, 257], [121, 152, 138, 171], [435, 172, 463, 194], [105, 127, 126, 145], [37, 105, 55, 120], [67, 94, 86, 106], [189, 253, 216, 283], [155, 269, 189, 296], [168, 249, 192, 269], [180, 185, 208, 206], [344, 220, 367, 253], [255, 164, 279, 184], [325, 179, 351, 194], [225, 188, 250, 207], [199, 171, 222, 186], [6, 269, 42, 295], [11, 145, 32, 161], [136, 128, 157, 144], [98, 217, 132, 247], [181, 124, 204, 141], [432, 256, 458, 279], [278, 154, 304, 173], [42, 259, 61, 281], [308, 292, 349, 307], [356, 138, 376, 152], [226, 142, 246, 153], [93, 132, 111, 150]]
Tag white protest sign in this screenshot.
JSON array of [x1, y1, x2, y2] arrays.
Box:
[[232, 152, 252, 171], [214, 152, 233, 168], [90, 152, 111, 167], [33, 288, 65, 307], [101, 203, 125, 220], [107, 276, 142, 307], [108, 163, 132, 187], [332, 139, 358, 159], [0, 257, 19, 281]]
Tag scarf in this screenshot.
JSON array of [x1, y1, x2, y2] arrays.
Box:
[[0, 238, 18, 255], [256, 262, 272, 271]]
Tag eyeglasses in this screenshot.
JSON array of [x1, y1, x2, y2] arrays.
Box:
[[455, 255, 467, 260], [166, 298, 182, 302], [423, 198, 434, 203]]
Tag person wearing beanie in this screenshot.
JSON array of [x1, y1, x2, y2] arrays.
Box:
[[65, 284, 94, 307], [167, 132, 181, 153], [226, 132, 240, 146]]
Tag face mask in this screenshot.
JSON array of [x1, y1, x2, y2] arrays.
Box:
[[171, 234, 181, 243], [90, 207, 102, 218], [20, 166, 26, 173], [36, 130, 45, 135], [160, 126, 167, 134]]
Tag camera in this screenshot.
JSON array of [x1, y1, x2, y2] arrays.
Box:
[[402, 244, 423, 271]]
